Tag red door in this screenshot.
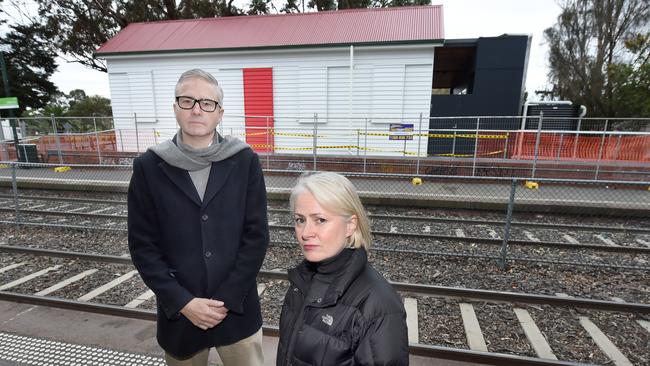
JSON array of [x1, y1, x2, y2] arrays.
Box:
[[243, 68, 274, 153]]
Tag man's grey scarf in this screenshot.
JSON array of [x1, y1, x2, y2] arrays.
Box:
[[149, 129, 250, 171]]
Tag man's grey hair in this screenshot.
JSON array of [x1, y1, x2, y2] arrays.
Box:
[[175, 69, 224, 105]]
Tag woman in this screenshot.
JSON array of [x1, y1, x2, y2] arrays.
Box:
[[277, 172, 409, 366]]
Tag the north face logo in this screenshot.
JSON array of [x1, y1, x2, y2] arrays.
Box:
[[321, 314, 333, 326]]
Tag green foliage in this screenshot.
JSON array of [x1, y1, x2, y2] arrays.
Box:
[[34, 0, 247, 74], [544, 0, 650, 118], [288, 0, 430, 11], [67, 94, 113, 118], [608, 33, 650, 119], [373, 0, 430, 7], [0, 22, 59, 118], [248, 0, 276, 15], [25, 89, 113, 133]]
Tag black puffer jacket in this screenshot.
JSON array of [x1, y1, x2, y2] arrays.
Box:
[[277, 248, 408, 366]]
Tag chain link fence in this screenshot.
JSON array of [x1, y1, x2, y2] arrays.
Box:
[[1, 114, 649, 181]]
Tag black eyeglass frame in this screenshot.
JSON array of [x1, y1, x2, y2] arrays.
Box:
[[175, 96, 221, 112]]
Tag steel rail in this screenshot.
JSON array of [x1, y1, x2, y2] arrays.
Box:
[[0, 291, 590, 366], [274, 224, 650, 254], [1, 221, 648, 270], [1, 245, 648, 313], [1, 194, 647, 233], [2, 214, 649, 255], [268, 208, 650, 234], [0, 193, 126, 205], [269, 241, 650, 271], [0, 208, 124, 219], [0, 219, 126, 232], [407, 343, 592, 366]]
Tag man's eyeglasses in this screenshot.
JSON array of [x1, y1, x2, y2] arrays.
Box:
[[175, 96, 220, 112]]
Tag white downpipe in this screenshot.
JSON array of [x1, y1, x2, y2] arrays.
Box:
[[349, 45, 354, 151], [520, 100, 573, 130]]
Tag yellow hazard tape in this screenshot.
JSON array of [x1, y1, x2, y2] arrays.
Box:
[[434, 150, 505, 158], [275, 132, 322, 138], [242, 131, 323, 138], [359, 132, 508, 139], [250, 141, 504, 158], [249, 144, 419, 156], [243, 131, 508, 139]]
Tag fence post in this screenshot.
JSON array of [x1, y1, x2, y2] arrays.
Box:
[[572, 117, 582, 158], [452, 124, 457, 156], [532, 112, 544, 178], [556, 133, 564, 161], [119, 129, 125, 151], [93, 116, 102, 164], [266, 116, 270, 170], [134, 113, 140, 153], [363, 118, 369, 174], [51, 114, 63, 165], [472, 117, 480, 176], [416, 112, 423, 176], [499, 179, 517, 269], [11, 162, 20, 232], [613, 134, 622, 160], [313, 113, 318, 171], [594, 119, 609, 180], [356, 129, 360, 156]]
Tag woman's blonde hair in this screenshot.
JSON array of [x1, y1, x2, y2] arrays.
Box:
[[290, 172, 372, 250]]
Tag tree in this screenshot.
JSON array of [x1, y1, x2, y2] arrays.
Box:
[[67, 94, 113, 118], [544, 0, 650, 117], [0, 22, 59, 118], [248, 0, 276, 15], [32, 0, 248, 73], [282, 0, 430, 12], [608, 33, 650, 120]]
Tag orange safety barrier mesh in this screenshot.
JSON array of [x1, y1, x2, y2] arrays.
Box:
[[35, 132, 118, 154], [509, 132, 650, 162]]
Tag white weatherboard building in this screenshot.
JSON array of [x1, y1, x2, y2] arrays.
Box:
[[95, 6, 444, 156]]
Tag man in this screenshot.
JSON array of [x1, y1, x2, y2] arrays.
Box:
[[128, 69, 269, 366]]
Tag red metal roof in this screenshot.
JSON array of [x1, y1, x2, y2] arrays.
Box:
[[95, 6, 444, 56]]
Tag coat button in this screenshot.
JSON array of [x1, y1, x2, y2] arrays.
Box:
[[205, 251, 212, 258], [201, 214, 209, 221]]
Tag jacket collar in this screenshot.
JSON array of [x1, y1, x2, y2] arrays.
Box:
[[288, 249, 367, 307], [157, 157, 236, 208]]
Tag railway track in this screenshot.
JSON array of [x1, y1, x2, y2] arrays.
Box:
[[1, 246, 648, 365], [1, 194, 649, 254], [2, 216, 649, 273], [1, 192, 648, 250]]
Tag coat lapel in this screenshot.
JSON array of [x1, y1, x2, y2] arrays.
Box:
[[158, 161, 202, 207], [202, 159, 236, 208]]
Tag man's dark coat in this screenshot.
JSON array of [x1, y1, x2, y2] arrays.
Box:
[[127, 148, 269, 358]]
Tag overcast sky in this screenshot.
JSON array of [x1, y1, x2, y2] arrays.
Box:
[[43, 1, 563, 100]]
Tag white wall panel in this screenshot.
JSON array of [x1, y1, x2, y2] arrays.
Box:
[[104, 44, 437, 155]]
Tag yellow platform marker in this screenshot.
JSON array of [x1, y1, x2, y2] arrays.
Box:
[[524, 181, 539, 189], [54, 166, 71, 173], [411, 177, 423, 186]]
